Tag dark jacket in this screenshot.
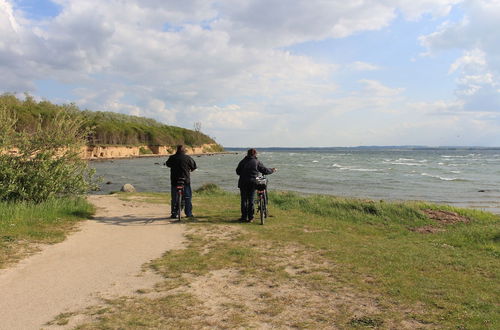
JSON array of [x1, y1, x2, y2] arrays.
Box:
[[166, 152, 197, 185], [236, 155, 273, 188]]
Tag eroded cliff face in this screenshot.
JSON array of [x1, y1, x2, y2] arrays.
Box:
[[81, 143, 220, 159]]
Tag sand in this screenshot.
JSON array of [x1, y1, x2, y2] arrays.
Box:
[[0, 194, 185, 330]]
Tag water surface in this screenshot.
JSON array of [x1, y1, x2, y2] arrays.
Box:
[[90, 148, 500, 214]]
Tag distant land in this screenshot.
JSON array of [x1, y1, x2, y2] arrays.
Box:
[[0, 93, 222, 150], [225, 146, 500, 151]]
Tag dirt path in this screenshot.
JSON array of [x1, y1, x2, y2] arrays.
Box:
[[0, 195, 185, 330]]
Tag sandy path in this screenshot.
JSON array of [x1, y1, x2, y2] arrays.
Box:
[[0, 195, 184, 330]]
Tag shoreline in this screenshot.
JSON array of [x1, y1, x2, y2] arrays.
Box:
[[87, 150, 238, 162]]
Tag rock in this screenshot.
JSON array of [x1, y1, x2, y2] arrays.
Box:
[[121, 184, 136, 192]]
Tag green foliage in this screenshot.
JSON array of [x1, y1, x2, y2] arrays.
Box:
[[203, 143, 225, 153], [0, 96, 99, 202], [194, 183, 228, 195], [0, 197, 94, 268], [0, 93, 222, 148], [82, 110, 218, 147], [139, 146, 153, 155], [269, 191, 429, 227]]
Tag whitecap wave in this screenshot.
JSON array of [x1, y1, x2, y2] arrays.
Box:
[[421, 173, 463, 181], [332, 163, 379, 172], [391, 162, 424, 166], [348, 168, 380, 172]]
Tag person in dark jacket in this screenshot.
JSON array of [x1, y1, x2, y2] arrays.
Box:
[[236, 148, 276, 222], [166, 145, 197, 218]]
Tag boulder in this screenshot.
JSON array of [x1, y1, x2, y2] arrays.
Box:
[[120, 184, 136, 192]]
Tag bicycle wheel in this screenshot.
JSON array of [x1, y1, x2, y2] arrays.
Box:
[[177, 190, 182, 221], [259, 195, 265, 225]]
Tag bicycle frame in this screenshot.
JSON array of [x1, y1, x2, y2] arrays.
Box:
[[175, 179, 185, 221], [255, 176, 268, 225]]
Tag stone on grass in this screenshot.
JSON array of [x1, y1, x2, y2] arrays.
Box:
[[121, 184, 136, 192]]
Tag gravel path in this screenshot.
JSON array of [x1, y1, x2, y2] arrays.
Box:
[[0, 195, 184, 330]]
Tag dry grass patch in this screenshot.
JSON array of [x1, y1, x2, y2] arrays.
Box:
[[423, 209, 470, 224]]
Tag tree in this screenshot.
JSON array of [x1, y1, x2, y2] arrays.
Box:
[[193, 121, 202, 133]]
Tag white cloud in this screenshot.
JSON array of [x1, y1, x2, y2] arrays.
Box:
[[0, 0, 498, 146], [349, 61, 380, 71], [359, 79, 405, 97], [420, 0, 500, 113], [448, 48, 486, 73], [395, 0, 462, 21]]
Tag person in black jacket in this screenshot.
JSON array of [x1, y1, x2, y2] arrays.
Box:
[[236, 148, 276, 222], [166, 145, 197, 218]]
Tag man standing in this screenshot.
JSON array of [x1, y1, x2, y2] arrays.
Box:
[[166, 145, 197, 219], [236, 148, 276, 222]]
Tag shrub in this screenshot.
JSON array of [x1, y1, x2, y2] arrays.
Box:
[[0, 102, 99, 202], [195, 183, 227, 195], [139, 146, 153, 155]]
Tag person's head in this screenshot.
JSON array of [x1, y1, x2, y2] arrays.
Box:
[[176, 145, 186, 154], [247, 148, 257, 157]]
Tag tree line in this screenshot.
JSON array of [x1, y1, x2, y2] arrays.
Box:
[[0, 93, 222, 148]]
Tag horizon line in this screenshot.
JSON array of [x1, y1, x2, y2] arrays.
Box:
[[223, 145, 500, 149]]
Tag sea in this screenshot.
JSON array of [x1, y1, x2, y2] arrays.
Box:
[[90, 148, 500, 214]]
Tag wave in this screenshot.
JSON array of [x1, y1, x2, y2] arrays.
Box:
[[332, 163, 380, 172], [348, 168, 380, 172], [391, 162, 424, 166], [438, 162, 461, 167], [442, 154, 481, 159], [421, 173, 466, 181]]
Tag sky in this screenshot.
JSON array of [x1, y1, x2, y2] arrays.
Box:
[[1, 0, 499, 147]]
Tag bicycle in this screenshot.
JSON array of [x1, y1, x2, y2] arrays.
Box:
[[254, 176, 268, 225], [174, 178, 185, 221]]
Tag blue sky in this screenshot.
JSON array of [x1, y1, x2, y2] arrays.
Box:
[[1, 0, 499, 147]]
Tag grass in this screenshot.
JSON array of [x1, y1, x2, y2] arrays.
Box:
[[0, 197, 94, 268], [57, 188, 499, 328]]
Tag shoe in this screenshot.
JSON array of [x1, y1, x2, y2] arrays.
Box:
[[170, 215, 178, 219], [238, 217, 247, 222], [247, 217, 254, 223]]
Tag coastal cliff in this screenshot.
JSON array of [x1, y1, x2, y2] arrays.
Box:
[[81, 143, 223, 160]]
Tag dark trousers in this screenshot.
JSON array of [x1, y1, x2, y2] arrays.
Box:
[[240, 185, 255, 220], [171, 184, 193, 217]]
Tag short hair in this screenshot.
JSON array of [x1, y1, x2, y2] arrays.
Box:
[[176, 145, 186, 153], [247, 148, 257, 157]]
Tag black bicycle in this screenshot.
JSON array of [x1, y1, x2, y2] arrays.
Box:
[[255, 176, 268, 225], [174, 178, 185, 221]]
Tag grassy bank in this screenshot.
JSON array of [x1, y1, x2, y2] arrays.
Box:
[[0, 197, 94, 269], [61, 188, 498, 329]]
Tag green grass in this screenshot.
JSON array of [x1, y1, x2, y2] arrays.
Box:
[[67, 189, 500, 329], [263, 192, 500, 327], [0, 197, 94, 268]]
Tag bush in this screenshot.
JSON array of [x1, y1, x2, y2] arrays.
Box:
[[195, 183, 227, 195], [139, 146, 153, 155], [0, 101, 98, 202]]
